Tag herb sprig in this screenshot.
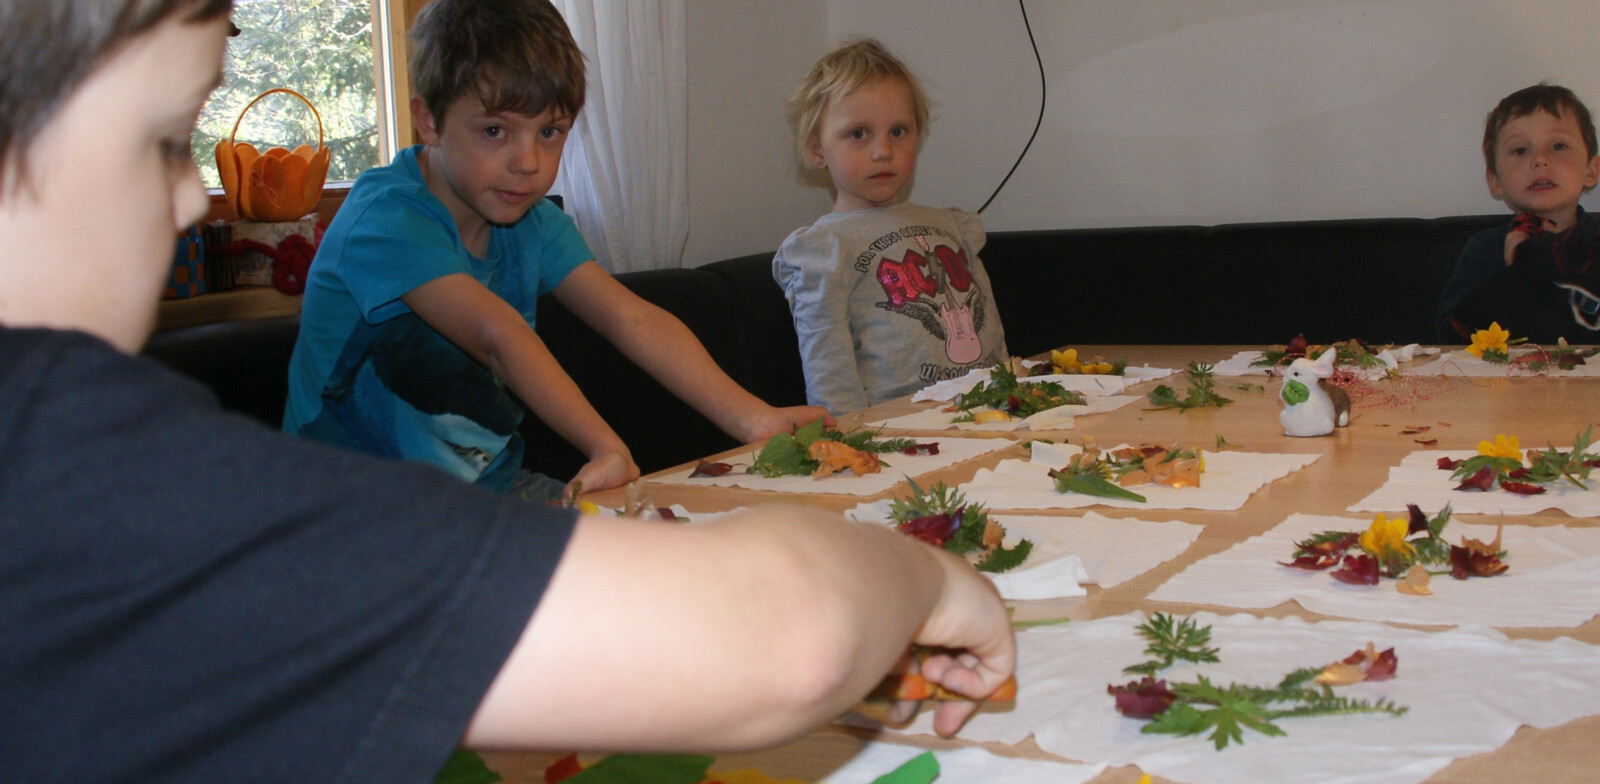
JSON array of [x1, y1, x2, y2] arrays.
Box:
[[1146, 362, 1232, 412], [888, 479, 1033, 573], [1111, 614, 1408, 750], [953, 363, 1085, 421]]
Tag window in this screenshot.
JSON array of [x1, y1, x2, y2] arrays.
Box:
[[192, 0, 406, 189]]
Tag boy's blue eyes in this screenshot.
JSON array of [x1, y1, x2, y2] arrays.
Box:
[[479, 126, 565, 140]]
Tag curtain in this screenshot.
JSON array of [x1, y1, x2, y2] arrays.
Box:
[[552, 0, 688, 273]]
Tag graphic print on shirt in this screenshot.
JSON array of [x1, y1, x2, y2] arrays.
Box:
[[862, 225, 989, 364]]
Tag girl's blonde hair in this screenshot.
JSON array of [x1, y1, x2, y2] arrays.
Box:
[[789, 38, 930, 168]]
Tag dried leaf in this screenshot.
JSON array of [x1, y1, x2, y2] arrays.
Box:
[[1450, 526, 1509, 579], [807, 440, 880, 477], [689, 460, 733, 477]]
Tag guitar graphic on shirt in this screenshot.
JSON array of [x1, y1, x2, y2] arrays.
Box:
[[915, 235, 982, 364]]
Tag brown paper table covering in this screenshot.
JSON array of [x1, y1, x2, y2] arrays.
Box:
[[502, 346, 1600, 784]]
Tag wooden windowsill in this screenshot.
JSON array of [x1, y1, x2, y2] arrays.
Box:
[[158, 286, 302, 332], [157, 185, 348, 331]]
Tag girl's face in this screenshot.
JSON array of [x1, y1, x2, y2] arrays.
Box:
[[0, 13, 226, 352], [807, 77, 919, 213]]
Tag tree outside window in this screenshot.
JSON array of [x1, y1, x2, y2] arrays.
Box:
[[192, 0, 380, 188]]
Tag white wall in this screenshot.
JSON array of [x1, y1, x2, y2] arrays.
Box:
[[682, 0, 1600, 266]]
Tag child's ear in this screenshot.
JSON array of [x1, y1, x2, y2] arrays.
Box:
[[1584, 154, 1599, 189], [1485, 166, 1506, 201], [804, 135, 825, 169], [411, 95, 441, 145]]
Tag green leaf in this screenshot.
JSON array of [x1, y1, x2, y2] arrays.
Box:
[[560, 754, 714, 784], [1053, 472, 1147, 503], [433, 751, 502, 784], [870, 750, 940, 784], [975, 538, 1034, 573]]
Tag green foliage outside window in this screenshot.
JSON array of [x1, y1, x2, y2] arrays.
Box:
[[192, 0, 380, 188]]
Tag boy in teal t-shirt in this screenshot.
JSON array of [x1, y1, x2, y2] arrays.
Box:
[[285, 0, 826, 495]]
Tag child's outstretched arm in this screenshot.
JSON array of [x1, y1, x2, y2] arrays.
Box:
[[462, 504, 1016, 751], [553, 262, 832, 444], [402, 274, 640, 492]]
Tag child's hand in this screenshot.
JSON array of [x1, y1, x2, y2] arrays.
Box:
[[1504, 212, 1557, 265], [912, 550, 1017, 738], [734, 405, 835, 444], [570, 451, 640, 495]]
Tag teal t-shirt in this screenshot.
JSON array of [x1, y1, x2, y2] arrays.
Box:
[[283, 146, 591, 491]]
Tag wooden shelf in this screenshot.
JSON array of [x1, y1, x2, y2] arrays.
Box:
[[157, 286, 301, 331]]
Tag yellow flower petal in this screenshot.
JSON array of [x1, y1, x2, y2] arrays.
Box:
[[1477, 433, 1522, 461], [1467, 321, 1511, 357], [1358, 512, 1414, 561]]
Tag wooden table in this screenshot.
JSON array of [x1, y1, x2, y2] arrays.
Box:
[[491, 346, 1600, 784]]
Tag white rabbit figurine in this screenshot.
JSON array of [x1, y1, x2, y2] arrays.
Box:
[[1278, 347, 1351, 437]]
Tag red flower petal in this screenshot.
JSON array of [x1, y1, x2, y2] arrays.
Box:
[[1365, 647, 1399, 681], [1415, 439, 1438, 446], [1405, 504, 1430, 537], [1450, 544, 1510, 579], [544, 753, 582, 783], [1437, 456, 1462, 470], [690, 460, 733, 477], [1500, 481, 1546, 495], [1280, 554, 1341, 570], [1332, 554, 1381, 585], [902, 442, 941, 456], [1454, 465, 1497, 491], [896, 512, 961, 546], [1108, 677, 1177, 719]]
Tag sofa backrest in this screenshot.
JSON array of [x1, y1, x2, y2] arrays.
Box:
[[141, 213, 1510, 482], [980, 214, 1506, 357]]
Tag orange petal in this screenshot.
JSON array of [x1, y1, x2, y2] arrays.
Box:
[[1396, 565, 1433, 596]]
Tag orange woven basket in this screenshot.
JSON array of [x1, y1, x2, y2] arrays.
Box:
[[214, 87, 330, 223]]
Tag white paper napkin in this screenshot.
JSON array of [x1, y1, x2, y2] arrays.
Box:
[[849, 502, 1204, 599], [957, 441, 1321, 512], [648, 436, 1013, 496], [1409, 349, 1600, 377], [1149, 513, 1600, 627], [887, 612, 1600, 784], [867, 394, 1141, 432], [910, 365, 1175, 403], [1212, 345, 1436, 378], [1347, 448, 1600, 517], [703, 732, 1106, 784]]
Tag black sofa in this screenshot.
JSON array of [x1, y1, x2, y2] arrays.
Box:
[[143, 213, 1505, 481]]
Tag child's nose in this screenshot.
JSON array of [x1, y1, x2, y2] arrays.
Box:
[[510, 140, 545, 174]]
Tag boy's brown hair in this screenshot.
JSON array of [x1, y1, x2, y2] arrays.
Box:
[[408, 0, 585, 125], [0, 0, 233, 194], [789, 38, 930, 168], [1482, 83, 1598, 178]]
